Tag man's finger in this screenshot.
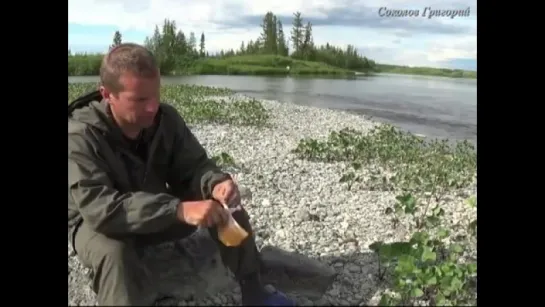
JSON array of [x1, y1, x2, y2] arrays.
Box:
[[218, 185, 226, 197], [214, 185, 229, 204], [222, 183, 236, 204], [225, 190, 236, 206]]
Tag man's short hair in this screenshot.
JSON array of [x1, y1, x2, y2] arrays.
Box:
[[100, 43, 159, 93]]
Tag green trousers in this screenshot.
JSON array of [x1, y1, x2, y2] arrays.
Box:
[[72, 209, 261, 306]]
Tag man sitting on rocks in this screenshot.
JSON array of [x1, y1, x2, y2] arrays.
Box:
[[68, 43, 295, 306]]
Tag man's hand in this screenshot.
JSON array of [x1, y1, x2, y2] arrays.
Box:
[[177, 200, 230, 227], [212, 179, 241, 208]]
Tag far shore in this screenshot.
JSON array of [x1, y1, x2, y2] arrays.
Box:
[[68, 54, 476, 80], [68, 70, 476, 80]]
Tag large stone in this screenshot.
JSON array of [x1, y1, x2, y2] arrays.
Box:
[[260, 245, 337, 300], [141, 229, 235, 301]]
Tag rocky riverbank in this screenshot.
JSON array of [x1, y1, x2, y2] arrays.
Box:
[[68, 95, 477, 306]]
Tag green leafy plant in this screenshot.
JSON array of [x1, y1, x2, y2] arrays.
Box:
[[293, 125, 475, 195], [372, 194, 477, 306], [211, 152, 236, 168]]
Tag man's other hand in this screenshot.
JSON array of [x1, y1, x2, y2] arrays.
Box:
[[177, 200, 230, 227], [212, 179, 241, 207]]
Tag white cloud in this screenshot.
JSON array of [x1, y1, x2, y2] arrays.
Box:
[[68, 0, 476, 69], [203, 29, 264, 53]]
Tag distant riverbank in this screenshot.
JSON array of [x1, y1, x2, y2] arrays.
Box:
[[67, 53, 475, 79], [68, 54, 358, 77], [376, 63, 476, 79]]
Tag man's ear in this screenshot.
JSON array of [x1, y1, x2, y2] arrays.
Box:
[[99, 85, 110, 100]]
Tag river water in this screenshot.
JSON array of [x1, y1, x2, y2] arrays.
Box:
[[69, 74, 477, 143]]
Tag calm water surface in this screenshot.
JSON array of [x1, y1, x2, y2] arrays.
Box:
[[69, 74, 477, 143]]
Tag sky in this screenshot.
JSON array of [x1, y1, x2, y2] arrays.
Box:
[[68, 0, 477, 71]]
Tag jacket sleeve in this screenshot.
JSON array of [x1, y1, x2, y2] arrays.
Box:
[[166, 110, 230, 201], [69, 132, 181, 236]]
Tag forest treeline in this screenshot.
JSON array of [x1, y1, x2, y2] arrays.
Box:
[[68, 11, 475, 79], [69, 11, 376, 76]]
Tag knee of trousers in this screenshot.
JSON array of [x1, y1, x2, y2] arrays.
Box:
[[74, 225, 155, 304], [74, 224, 150, 281]]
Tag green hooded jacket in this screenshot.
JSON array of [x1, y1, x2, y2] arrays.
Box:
[[68, 91, 230, 239]]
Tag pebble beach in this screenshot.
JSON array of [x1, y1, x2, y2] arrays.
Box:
[[68, 95, 477, 306]]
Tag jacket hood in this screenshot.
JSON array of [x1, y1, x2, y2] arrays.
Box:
[[68, 90, 127, 142]]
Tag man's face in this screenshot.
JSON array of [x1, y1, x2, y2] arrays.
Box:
[[100, 71, 161, 130]]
